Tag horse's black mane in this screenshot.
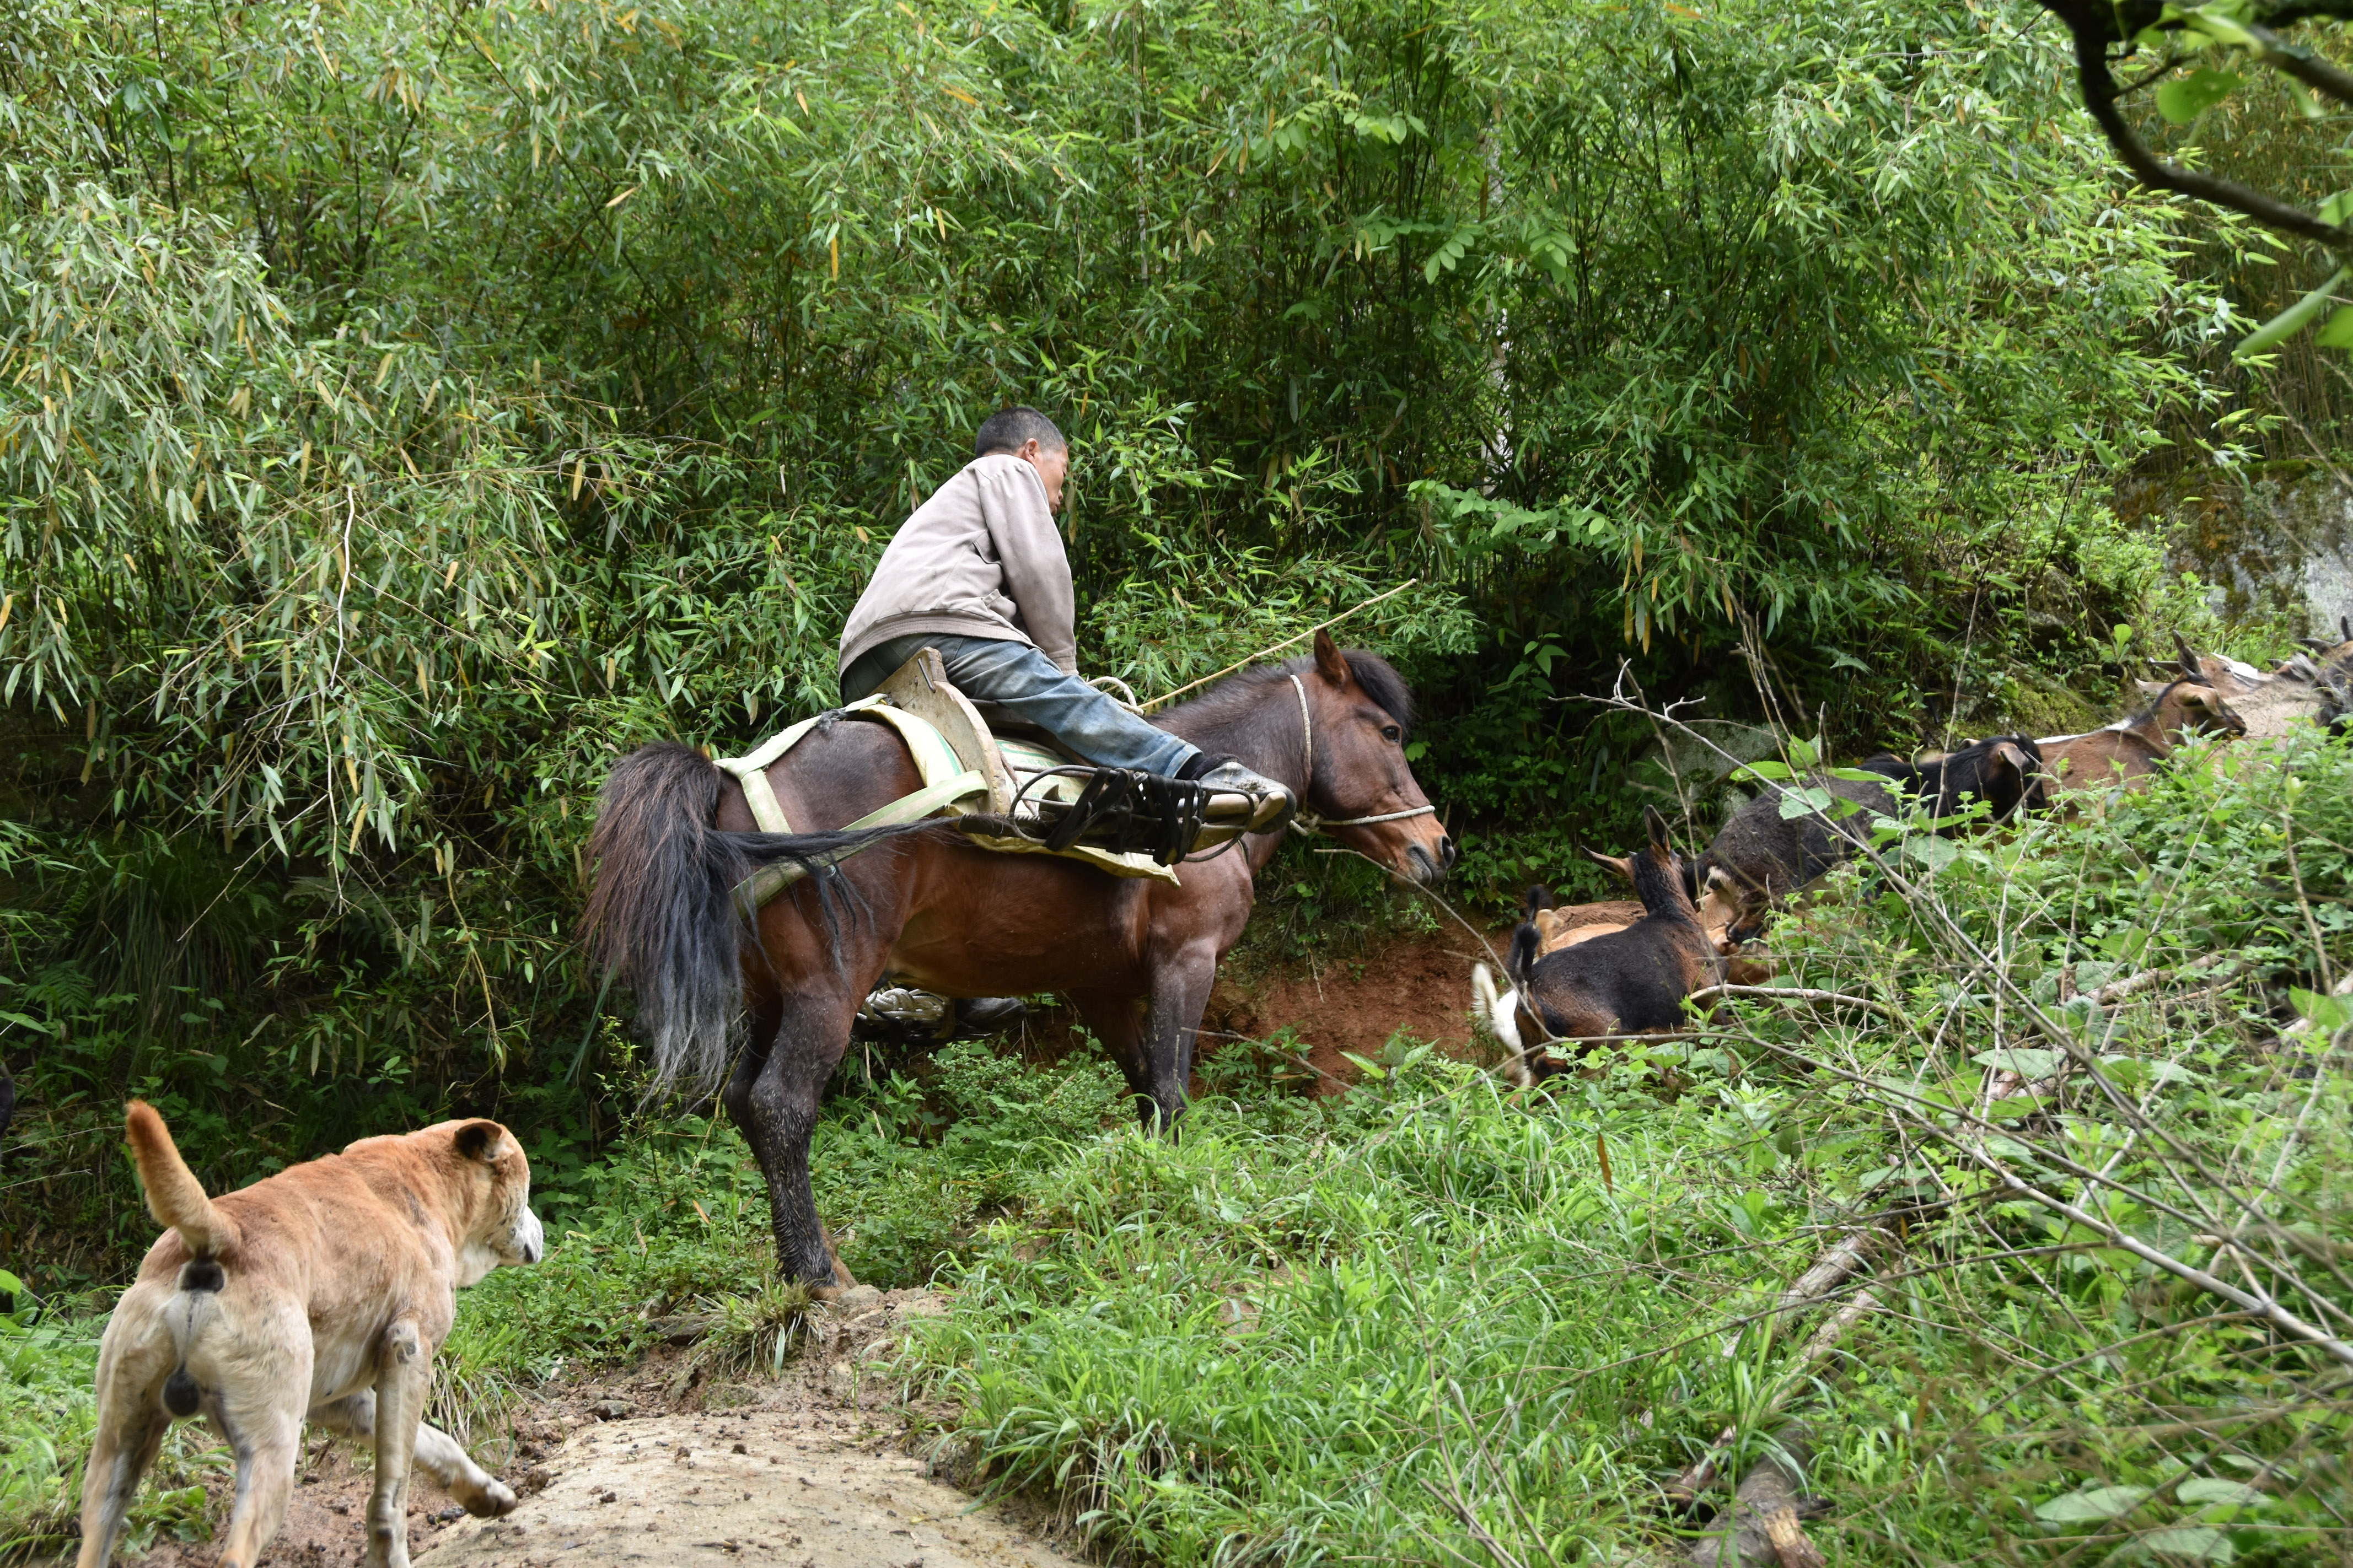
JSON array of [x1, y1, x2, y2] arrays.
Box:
[[1168, 650, 1415, 739]]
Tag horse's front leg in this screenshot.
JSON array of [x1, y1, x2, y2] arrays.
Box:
[[1143, 945, 1223, 1128]]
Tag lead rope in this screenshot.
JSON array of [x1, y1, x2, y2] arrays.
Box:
[[1283, 673, 1439, 834]]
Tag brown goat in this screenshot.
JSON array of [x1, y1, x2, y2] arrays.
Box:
[[2039, 666, 2244, 794], [2161, 635, 2339, 740]]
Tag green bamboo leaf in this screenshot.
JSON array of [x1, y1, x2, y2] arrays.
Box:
[[2234, 266, 2350, 359], [2155, 67, 2241, 124]]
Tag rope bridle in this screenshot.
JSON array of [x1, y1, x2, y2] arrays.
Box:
[[1284, 673, 1439, 836]]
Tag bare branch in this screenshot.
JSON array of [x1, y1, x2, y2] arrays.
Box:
[[2054, 15, 2353, 251], [2249, 20, 2353, 104]]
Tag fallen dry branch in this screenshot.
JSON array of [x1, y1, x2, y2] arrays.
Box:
[[1686, 1422, 1823, 1568], [1668, 1231, 1888, 1504]]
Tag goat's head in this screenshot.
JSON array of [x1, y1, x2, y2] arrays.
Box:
[[1588, 806, 1695, 918], [2162, 678, 2245, 741], [1979, 736, 2046, 819]]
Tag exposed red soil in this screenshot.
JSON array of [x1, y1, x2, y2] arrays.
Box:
[[1199, 922, 1513, 1092]]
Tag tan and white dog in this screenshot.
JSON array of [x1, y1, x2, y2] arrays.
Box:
[[77, 1102, 545, 1568]]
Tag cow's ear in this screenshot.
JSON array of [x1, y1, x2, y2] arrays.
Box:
[[454, 1120, 509, 1163], [1312, 629, 1352, 690]]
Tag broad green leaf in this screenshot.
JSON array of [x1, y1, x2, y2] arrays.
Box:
[[2035, 1484, 2152, 1522], [1777, 785, 1834, 820], [2177, 1478, 2265, 1507], [1339, 1050, 1386, 1080], [2317, 306, 2353, 350], [1734, 760, 1792, 782], [2290, 988, 2352, 1032], [1828, 767, 1887, 782], [1787, 736, 1820, 770], [2137, 1526, 2234, 1562], [1974, 1048, 2062, 1078], [2155, 67, 2240, 124], [2177, 6, 2255, 45], [0, 1269, 21, 1295], [1900, 836, 1959, 871], [2235, 266, 2350, 360], [2320, 190, 2353, 227]]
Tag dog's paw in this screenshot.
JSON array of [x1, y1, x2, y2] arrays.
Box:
[[464, 1478, 520, 1518]]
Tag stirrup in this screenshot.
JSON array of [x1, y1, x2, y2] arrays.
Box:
[[1014, 767, 1216, 865]]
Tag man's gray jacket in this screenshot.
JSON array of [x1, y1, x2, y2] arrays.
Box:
[[837, 454, 1077, 676]]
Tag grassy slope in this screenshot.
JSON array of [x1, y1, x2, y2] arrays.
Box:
[[7, 732, 2351, 1564]]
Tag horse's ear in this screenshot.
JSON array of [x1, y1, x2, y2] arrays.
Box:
[[1312, 629, 1352, 690]]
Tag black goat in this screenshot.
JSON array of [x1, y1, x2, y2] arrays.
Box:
[[1693, 735, 2043, 940], [1491, 807, 1717, 1085]]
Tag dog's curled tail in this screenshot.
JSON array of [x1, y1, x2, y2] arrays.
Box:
[[125, 1101, 239, 1257]]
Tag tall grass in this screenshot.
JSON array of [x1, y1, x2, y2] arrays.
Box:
[[901, 730, 2353, 1565]]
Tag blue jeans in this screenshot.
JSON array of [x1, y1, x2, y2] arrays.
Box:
[[840, 634, 1200, 778]]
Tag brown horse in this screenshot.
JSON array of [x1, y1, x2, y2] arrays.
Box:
[[583, 632, 1452, 1286]]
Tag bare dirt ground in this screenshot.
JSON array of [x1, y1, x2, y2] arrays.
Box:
[[1200, 920, 1509, 1090], [119, 1289, 1088, 1568]]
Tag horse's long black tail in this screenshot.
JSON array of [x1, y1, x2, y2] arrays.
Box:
[[582, 741, 960, 1095]]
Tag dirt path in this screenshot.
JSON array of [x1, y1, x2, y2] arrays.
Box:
[[121, 1289, 1087, 1568], [415, 1406, 1076, 1568]]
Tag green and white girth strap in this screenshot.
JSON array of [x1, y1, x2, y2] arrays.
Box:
[[712, 695, 987, 906]]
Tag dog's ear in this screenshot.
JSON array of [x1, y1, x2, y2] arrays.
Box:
[[454, 1120, 510, 1163]]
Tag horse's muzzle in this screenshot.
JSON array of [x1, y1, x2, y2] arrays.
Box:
[[1406, 836, 1455, 886]]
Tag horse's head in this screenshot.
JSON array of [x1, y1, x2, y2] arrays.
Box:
[[1298, 631, 1454, 886]]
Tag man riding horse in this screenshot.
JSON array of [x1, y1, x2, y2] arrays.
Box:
[[838, 407, 1298, 826], [837, 407, 1299, 1037], [584, 411, 1449, 1280]]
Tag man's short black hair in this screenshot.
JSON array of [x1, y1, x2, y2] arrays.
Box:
[[974, 406, 1066, 459]]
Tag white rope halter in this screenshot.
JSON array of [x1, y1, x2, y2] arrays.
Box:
[[1284, 673, 1440, 834]]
